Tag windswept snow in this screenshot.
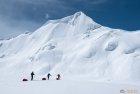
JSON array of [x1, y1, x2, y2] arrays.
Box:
[[0, 12, 140, 84]]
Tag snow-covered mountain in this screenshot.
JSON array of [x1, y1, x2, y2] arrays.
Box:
[[0, 11, 140, 82]]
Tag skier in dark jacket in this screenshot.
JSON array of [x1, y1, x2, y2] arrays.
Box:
[[31, 71, 35, 81], [47, 73, 51, 80]]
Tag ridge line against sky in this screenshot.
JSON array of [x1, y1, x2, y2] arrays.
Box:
[[0, 0, 140, 38]]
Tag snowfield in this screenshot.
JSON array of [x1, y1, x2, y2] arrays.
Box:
[[1, 80, 140, 94], [0, 12, 140, 93]]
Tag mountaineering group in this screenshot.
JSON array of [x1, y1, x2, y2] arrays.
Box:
[[29, 71, 61, 81]]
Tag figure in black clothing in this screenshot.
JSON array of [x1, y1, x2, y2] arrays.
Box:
[[47, 73, 51, 80], [56, 74, 60, 80], [31, 71, 35, 81]]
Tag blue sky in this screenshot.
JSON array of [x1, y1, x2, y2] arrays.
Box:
[[0, 0, 140, 38]]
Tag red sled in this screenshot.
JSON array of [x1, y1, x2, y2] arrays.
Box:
[[22, 78, 28, 82]]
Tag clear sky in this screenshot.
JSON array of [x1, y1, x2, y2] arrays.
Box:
[[0, 0, 140, 38]]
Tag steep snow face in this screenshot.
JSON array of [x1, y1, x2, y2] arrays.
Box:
[[0, 12, 140, 82]]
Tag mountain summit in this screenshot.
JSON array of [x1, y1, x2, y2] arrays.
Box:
[[44, 11, 100, 29], [0, 12, 140, 82]]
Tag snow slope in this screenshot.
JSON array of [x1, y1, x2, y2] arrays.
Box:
[[0, 12, 140, 83]]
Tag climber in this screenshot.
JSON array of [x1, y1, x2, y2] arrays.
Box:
[[56, 74, 61, 80], [31, 71, 35, 81], [47, 73, 52, 80]]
